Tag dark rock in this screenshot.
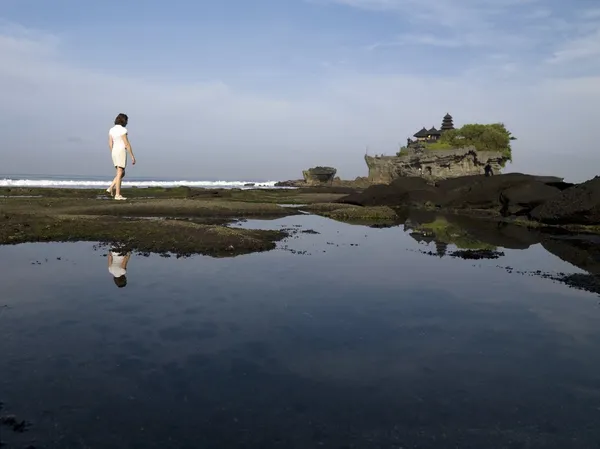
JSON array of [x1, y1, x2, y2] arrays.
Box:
[[440, 173, 555, 210], [338, 173, 561, 212], [187, 189, 232, 198], [297, 186, 358, 194], [330, 172, 600, 227], [545, 181, 575, 191], [274, 179, 304, 187], [337, 177, 436, 207], [530, 176, 600, 225], [499, 182, 561, 215], [331, 176, 373, 189]]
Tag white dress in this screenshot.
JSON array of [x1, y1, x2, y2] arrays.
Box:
[[109, 125, 128, 168], [108, 251, 127, 277]]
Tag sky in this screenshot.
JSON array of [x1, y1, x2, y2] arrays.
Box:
[[0, 0, 599, 182]]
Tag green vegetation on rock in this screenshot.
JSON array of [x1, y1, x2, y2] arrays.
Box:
[[397, 123, 516, 165], [428, 123, 516, 161], [323, 206, 398, 221]]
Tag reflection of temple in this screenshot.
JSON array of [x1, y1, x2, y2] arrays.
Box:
[[409, 231, 435, 245], [435, 241, 448, 257], [407, 113, 455, 147]]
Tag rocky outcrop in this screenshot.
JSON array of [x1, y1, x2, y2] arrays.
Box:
[[530, 176, 600, 225], [275, 176, 371, 189], [365, 147, 507, 184], [336, 173, 599, 226], [438, 174, 564, 214], [302, 166, 337, 186]]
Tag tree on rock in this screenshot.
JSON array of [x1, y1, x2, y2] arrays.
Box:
[[432, 123, 515, 162]]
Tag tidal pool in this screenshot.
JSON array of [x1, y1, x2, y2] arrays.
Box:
[[1, 214, 599, 448]]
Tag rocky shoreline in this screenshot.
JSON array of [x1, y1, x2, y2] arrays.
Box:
[[0, 186, 351, 257], [332, 173, 600, 231], [2, 172, 600, 259]]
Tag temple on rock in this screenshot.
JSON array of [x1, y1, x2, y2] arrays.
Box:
[[410, 113, 455, 145], [365, 112, 506, 182], [440, 113, 454, 131]]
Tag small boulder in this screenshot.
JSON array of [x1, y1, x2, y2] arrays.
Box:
[[302, 166, 337, 186]]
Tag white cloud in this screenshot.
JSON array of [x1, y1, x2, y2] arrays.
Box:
[[548, 29, 600, 64], [0, 21, 599, 183]]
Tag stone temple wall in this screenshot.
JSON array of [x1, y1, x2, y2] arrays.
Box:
[[364, 147, 507, 184]]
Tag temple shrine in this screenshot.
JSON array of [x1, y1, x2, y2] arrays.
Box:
[[408, 113, 455, 146]]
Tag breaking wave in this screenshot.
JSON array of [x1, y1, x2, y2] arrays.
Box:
[[0, 178, 280, 189]]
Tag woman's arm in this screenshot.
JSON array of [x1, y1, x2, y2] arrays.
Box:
[[108, 135, 113, 152], [121, 253, 131, 269], [123, 134, 136, 165], [108, 252, 113, 266]]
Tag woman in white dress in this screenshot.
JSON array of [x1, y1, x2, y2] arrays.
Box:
[[106, 113, 136, 200]]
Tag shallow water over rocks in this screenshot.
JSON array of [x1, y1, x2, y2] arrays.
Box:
[[1, 215, 599, 448]]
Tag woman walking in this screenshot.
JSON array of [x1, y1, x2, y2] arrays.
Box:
[[106, 113, 136, 200]]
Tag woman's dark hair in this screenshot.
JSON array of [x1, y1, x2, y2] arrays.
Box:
[[114, 275, 127, 288], [114, 113, 128, 126]]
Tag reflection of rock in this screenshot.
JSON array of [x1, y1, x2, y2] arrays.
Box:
[[443, 214, 541, 250], [410, 217, 497, 251], [402, 210, 600, 294], [302, 166, 337, 186], [552, 273, 600, 296], [449, 249, 505, 260], [540, 236, 600, 276]]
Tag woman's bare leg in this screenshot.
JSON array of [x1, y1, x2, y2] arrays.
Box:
[[115, 167, 125, 197], [107, 175, 117, 195]]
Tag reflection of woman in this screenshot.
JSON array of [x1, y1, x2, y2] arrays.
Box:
[[108, 250, 131, 288]]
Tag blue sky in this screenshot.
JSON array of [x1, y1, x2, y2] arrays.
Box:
[[1, 0, 599, 181]]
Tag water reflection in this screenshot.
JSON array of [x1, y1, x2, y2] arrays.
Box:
[[398, 210, 600, 294], [108, 249, 132, 288], [1, 216, 600, 448]]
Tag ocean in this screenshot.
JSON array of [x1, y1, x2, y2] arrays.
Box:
[[0, 173, 280, 189]]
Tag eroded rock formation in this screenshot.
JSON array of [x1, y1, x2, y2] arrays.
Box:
[[365, 147, 507, 184], [302, 166, 337, 186], [337, 173, 593, 224]]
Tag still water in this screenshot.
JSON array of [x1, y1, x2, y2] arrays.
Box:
[[1, 215, 599, 448]]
